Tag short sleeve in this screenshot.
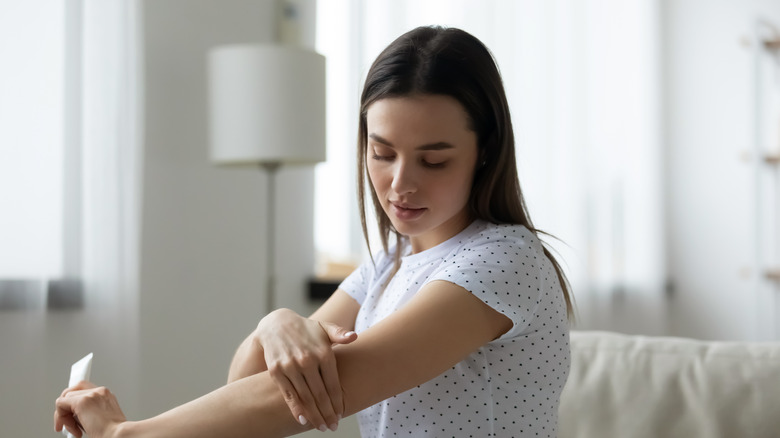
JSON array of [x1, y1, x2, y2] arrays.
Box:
[[427, 225, 558, 339], [338, 260, 372, 305], [338, 245, 398, 305]]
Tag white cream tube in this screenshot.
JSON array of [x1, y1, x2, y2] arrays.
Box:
[[63, 353, 93, 437]]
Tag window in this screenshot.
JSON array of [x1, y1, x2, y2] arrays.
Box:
[[314, 0, 665, 302], [0, 1, 65, 280]]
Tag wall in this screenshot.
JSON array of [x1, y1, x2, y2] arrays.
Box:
[[664, 0, 780, 341], [0, 302, 139, 437], [137, 0, 359, 436]]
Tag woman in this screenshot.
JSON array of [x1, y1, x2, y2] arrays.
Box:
[[54, 26, 574, 438]]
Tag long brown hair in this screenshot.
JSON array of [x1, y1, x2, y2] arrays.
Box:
[[357, 26, 575, 319]]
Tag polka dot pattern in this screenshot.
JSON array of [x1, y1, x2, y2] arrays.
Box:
[[339, 220, 571, 437]]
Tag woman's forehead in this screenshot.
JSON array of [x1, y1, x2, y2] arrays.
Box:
[[366, 95, 473, 140]]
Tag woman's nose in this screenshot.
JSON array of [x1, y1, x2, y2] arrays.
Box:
[[390, 160, 417, 195]]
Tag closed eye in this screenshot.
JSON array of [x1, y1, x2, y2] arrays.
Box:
[[371, 153, 394, 162], [422, 160, 446, 169]]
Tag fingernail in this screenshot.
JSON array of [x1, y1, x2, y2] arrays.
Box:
[[298, 415, 307, 425], [345, 331, 356, 337], [318, 424, 328, 432], [329, 422, 339, 432]]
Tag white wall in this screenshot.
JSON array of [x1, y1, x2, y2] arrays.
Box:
[[138, 0, 273, 416], [137, 0, 358, 436], [664, 0, 780, 341]]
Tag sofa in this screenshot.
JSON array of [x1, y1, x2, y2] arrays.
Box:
[[559, 331, 780, 438]]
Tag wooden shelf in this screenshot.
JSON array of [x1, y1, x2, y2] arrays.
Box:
[[765, 154, 780, 165], [765, 38, 780, 51]]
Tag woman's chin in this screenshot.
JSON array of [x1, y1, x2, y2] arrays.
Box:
[[389, 219, 424, 238]]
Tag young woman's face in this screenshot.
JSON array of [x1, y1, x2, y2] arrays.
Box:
[[366, 94, 479, 253]]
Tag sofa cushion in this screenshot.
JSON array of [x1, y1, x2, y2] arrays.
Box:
[[559, 331, 780, 438]]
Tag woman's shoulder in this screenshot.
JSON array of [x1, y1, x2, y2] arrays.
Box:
[[460, 221, 543, 254]]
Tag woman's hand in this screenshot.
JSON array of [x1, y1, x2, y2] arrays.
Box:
[[54, 381, 127, 438], [257, 308, 357, 432]]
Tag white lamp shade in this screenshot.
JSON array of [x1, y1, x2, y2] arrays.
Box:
[[208, 44, 326, 165]]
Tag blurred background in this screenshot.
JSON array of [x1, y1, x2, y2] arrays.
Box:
[[1, 0, 779, 436]]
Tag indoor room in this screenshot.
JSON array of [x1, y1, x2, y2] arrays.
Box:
[[1, 0, 779, 436]]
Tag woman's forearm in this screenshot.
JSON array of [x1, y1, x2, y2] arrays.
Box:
[[110, 284, 505, 438], [118, 372, 309, 438]]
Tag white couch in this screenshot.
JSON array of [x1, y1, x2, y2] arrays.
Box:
[[559, 331, 780, 438]]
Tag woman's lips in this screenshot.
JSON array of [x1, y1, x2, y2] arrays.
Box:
[[390, 203, 426, 221]]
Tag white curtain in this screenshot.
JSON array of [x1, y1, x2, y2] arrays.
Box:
[[316, 0, 666, 329], [0, 1, 64, 282], [0, 1, 141, 435], [0, 0, 141, 310], [61, 0, 142, 411], [75, 0, 142, 315]]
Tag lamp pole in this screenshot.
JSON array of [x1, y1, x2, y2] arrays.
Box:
[[262, 161, 281, 313]]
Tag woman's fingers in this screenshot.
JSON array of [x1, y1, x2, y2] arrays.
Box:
[[257, 310, 350, 432], [279, 362, 329, 432], [320, 321, 357, 345], [54, 385, 126, 437], [53, 405, 78, 436], [318, 352, 344, 419], [269, 369, 309, 426], [270, 354, 342, 432], [60, 380, 97, 398], [55, 381, 98, 435], [54, 389, 87, 437], [301, 364, 339, 431]]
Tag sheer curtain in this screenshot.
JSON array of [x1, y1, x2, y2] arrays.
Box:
[[0, 1, 141, 435], [75, 0, 142, 315], [316, 0, 666, 329], [57, 0, 142, 404], [0, 1, 65, 293], [0, 0, 140, 311]]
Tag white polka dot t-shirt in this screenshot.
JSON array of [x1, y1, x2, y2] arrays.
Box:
[[339, 220, 571, 437]]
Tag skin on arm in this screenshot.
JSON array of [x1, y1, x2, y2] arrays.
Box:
[[308, 288, 362, 329], [226, 290, 360, 431], [226, 290, 359, 383], [336, 279, 513, 413], [56, 280, 510, 438]]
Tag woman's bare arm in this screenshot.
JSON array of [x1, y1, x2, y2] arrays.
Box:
[[58, 280, 510, 438], [226, 290, 360, 384], [116, 374, 312, 437], [308, 289, 361, 329], [335, 279, 512, 413], [225, 290, 361, 431]]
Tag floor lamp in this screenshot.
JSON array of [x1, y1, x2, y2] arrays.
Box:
[[207, 44, 326, 313]]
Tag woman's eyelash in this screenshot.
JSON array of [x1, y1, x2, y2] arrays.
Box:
[[370, 153, 446, 168]]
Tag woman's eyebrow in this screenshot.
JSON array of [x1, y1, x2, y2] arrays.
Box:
[[368, 133, 393, 145], [417, 142, 455, 151], [368, 133, 455, 151]]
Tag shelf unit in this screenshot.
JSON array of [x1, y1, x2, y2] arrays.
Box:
[[753, 21, 780, 339]]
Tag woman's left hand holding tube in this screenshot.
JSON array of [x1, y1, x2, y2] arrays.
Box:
[[54, 380, 127, 438]]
